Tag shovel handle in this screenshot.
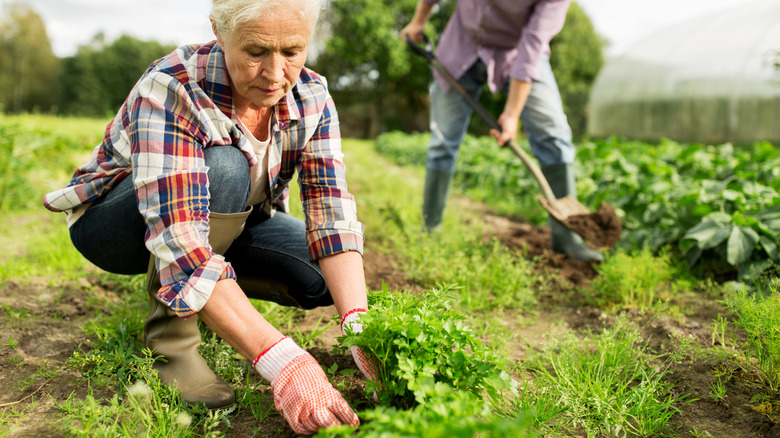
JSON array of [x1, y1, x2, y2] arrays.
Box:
[[405, 34, 557, 203]]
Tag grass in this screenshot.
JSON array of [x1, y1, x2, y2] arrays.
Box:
[[0, 211, 90, 281], [583, 247, 697, 311], [522, 315, 687, 436], [722, 283, 780, 392]]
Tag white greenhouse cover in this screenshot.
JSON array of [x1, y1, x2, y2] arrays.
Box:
[[587, 0, 780, 144]]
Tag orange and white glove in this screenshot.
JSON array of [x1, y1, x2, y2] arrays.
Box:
[[253, 337, 359, 435], [341, 308, 377, 382]]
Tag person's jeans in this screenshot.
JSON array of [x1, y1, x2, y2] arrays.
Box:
[[70, 145, 331, 308], [426, 56, 575, 173]]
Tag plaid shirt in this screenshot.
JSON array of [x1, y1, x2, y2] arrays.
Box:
[[43, 41, 364, 317]]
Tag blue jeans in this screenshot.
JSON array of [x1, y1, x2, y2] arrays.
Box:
[[70, 146, 332, 308], [426, 56, 575, 172]]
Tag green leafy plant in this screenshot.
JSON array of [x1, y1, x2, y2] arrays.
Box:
[[375, 131, 780, 281], [336, 285, 517, 409], [577, 138, 780, 281], [316, 386, 538, 438]]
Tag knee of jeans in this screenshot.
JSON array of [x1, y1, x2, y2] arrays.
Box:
[[204, 146, 250, 212], [288, 271, 332, 309]]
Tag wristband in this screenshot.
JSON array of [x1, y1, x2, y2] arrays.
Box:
[[253, 337, 307, 383], [340, 308, 367, 335]]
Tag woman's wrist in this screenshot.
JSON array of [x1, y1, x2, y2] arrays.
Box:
[[341, 308, 367, 335], [253, 337, 307, 383]]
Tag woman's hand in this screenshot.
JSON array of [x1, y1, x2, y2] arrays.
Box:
[[341, 309, 377, 381], [255, 338, 359, 434]]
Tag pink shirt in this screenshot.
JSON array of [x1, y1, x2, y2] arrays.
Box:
[[425, 0, 570, 92]]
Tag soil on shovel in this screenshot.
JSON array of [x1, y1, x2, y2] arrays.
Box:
[[560, 201, 623, 249]]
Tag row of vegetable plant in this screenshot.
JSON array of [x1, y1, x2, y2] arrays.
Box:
[[375, 132, 780, 282]]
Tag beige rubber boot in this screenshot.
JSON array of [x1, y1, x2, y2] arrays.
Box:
[[144, 208, 252, 409]]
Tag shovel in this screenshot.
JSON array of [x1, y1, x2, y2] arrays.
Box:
[[406, 34, 621, 249]]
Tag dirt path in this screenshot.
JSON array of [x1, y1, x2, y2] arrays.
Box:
[[2, 203, 778, 437]]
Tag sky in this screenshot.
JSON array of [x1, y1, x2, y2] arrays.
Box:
[[6, 0, 749, 59]]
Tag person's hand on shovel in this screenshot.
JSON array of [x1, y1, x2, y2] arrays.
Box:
[[490, 79, 533, 146], [491, 112, 520, 147], [401, 1, 434, 44]]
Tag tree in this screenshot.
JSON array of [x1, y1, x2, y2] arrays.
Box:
[[58, 34, 176, 117], [313, 0, 454, 137], [0, 3, 59, 113]]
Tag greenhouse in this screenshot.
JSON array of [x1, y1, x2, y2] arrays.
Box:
[[587, 0, 780, 144]]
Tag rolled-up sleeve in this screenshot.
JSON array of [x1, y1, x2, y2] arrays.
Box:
[[129, 72, 235, 318], [511, 0, 570, 83], [297, 95, 364, 261]]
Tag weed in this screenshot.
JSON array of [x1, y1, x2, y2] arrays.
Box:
[[68, 321, 156, 389], [0, 403, 35, 438], [1, 303, 30, 321], [750, 393, 780, 416], [235, 384, 275, 423], [17, 360, 58, 392], [711, 314, 730, 347], [709, 375, 726, 402], [54, 380, 224, 437], [6, 336, 17, 349], [9, 355, 22, 366], [526, 315, 688, 436], [722, 284, 780, 391], [689, 426, 715, 438], [290, 311, 335, 349], [586, 247, 683, 310], [199, 330, 250, 386]]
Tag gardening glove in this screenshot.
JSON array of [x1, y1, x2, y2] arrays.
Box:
[[341, 308, 377, 382], [254, 337, 359, 435]]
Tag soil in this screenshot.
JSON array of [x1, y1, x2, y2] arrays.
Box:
[[2, 199, 778, 437], [561, 201, 623, 249]]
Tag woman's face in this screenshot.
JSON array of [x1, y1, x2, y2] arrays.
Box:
[[214, 9, 310, 109]]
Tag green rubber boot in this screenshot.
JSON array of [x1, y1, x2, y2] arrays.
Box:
[[144, 208, 252, 409], [541, 163, 604, 262], [422, 168, 454, 232]]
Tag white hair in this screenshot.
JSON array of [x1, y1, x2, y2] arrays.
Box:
[[210, 0, 325, 38]]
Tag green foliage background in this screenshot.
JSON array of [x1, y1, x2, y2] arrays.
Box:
[[0, 1, 604, 138], [58, 34, 176, 117], [0, 3, 175, 118]]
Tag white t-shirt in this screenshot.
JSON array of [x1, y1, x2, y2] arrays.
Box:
[[237, 116, 273, 208]]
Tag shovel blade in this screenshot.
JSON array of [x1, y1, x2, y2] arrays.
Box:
[[536, 195, 623, 249], [537, 195, 590, 223]]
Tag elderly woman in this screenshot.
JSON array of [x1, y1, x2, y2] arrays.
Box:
[[42, 0, 373, 434]]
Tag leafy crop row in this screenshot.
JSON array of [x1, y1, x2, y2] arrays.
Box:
[[375, 132, 780, 281], [577, 137, 779, 282]]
